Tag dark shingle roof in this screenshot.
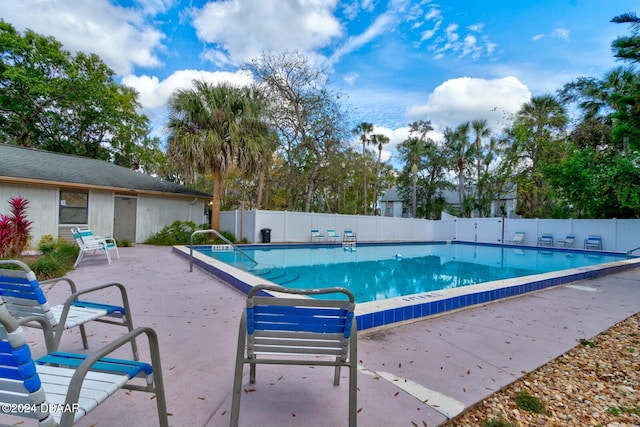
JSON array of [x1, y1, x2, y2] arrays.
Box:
[[0, 144, 209, 198]]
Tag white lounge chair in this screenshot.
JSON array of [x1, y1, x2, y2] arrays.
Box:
[[556, 234, 576, 248], [343, 229, 357, 242], [584, 235, 603, 250], [505, 231, 525, 245], [71, 227, 119, 267], [0, 299, 168, 427], [311, 228, 325, 243], [538, 234, 553, 247], [327, 228, 340, 243]]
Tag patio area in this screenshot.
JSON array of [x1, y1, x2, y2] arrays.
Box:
[[10, 244, 640, 427]]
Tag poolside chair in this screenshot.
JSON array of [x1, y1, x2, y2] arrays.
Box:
[[556, 234, 576, 248], [310, 228, 325, 243], [343, 229, 357, 242], [537, 234, 553, 247], [0, 260, 137, 356], [505, 231, 525, 245], [0, 299, 168, 427], [327, 228, 340, 243], [584, 235, 603, 250], [230, 284, 357, 427], [70, 227, 119, 267]]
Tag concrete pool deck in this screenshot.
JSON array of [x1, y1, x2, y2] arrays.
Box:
[[13, 244, 640, 427]]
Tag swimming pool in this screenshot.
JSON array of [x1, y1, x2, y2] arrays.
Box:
[[193, 242, 628, 303], [173, 242, 640, 331]]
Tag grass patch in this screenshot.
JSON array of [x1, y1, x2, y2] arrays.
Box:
[[514, 391, 546, 414], [579, 338, 596, 348]]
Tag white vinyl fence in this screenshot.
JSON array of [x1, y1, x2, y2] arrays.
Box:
[[219, 209, 640, 254]]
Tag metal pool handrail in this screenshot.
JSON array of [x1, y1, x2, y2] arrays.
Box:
[[189, 229, 258, 272], [627, 245, 640, 258]]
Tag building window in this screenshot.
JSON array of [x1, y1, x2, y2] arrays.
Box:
[[59, 191, 88, 224]]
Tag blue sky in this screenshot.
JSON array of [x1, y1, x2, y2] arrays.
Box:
[[1, 0, 637, 162]]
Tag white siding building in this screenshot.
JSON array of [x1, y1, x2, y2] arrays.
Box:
[[0, 144, 210, 245]]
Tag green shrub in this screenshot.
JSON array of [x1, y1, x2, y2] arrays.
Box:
[[118, 239, 132, 247], [213, 230, 236, 244], [144, 221, 209, 245], [38, 234, 57, 253], [144, 221, 239, 246], [514, 391, 546, 414], [27, 240, 78, 280]]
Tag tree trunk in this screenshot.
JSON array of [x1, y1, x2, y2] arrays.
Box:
[[211, 169, 222, 230]]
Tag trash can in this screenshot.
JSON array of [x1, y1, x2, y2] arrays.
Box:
[[260, 228, 271, 243]]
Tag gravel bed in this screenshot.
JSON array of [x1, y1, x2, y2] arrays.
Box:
[[447, 312, 640, 427]]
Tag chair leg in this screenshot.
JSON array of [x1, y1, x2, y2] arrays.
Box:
[[103, 246, 112, 265], [349, 324, 358, 427], [79, 324, 89, 349], [249, 360, 256, 384], [230, 313, 248, 427], [333, 359, 341, 386], [74, 250, 84, 268]]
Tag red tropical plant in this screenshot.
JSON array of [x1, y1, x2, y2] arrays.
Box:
[[0, 197, 34, 258]]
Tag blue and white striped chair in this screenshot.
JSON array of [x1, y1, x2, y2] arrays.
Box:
[[231, 284, 358, 427], [0, 299, 168, 427], [0, 260, 137, 356]]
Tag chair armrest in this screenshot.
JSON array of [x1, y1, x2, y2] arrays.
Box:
[[16, 315, 57, 352], [57, 327, 165, 426], [56, 282, 133, 334], [40, 277, 79, 294]]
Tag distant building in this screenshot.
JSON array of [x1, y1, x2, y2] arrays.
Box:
[[0, 144, 210, 245], [378, 185, 517, 218]]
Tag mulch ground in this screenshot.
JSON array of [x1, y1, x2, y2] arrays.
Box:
[[447, 312, 640, 427]]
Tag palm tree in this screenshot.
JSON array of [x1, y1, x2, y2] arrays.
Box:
[[398, 136, 425, 218], [510, 94, 567, 217], [352, 122, 374, 214], [166, 80, 271, 230], [370, 133, 390, 215], [471, 119, 491, 216], [444, 122, 474, 216]]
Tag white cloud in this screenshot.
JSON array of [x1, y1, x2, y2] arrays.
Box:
[[405, 76, 532, 136], [551, 27, 570, 41], [122, 69, 254, 110], [331, 12, 395, 63], [532, 27, 570, 42], [343, 72, 360, 86], [0, 0, 166, 75], [190, 0, 343, 66]]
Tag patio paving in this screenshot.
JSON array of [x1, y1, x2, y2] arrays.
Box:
[[9, 244, 640, 427]]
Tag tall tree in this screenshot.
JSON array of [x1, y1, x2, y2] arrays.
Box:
[[611, 12, 640, 63], [0, 21, 159, 163], [352, 122, 374, 214], [370, 133, 390, 215], [444, 122, 475, 216], [507, 94, 568, 218], [249, 51, 349, 212], [166, 81, 271, 230], [471, 119, 491, 216]]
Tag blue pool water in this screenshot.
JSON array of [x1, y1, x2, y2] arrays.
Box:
[[195, 242, 629, 304]]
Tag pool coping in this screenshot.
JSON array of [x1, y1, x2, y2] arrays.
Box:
[[172, 242, 640, 331]]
